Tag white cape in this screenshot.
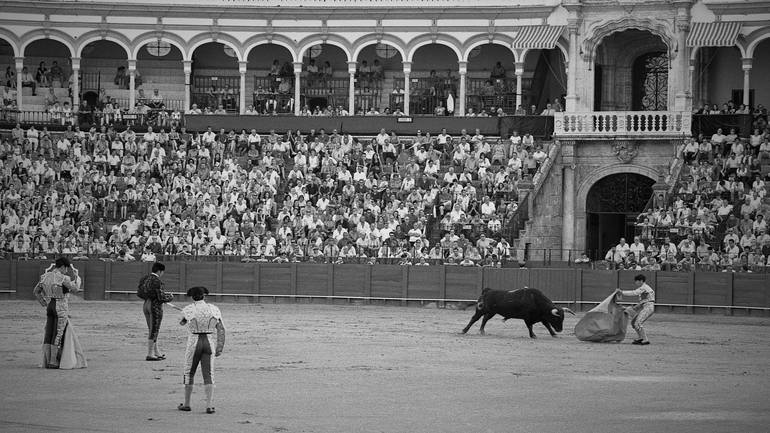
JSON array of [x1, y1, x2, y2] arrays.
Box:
[[60, 321, 87, 369]]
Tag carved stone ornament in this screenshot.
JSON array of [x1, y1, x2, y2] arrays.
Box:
[[582, 17, 677, 63], [612, 140, 638, 163]]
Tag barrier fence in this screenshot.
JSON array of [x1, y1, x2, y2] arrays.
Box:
[[1, 260, 768, 315]]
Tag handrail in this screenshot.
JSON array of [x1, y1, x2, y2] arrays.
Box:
[[554, 111, 692, 137], [531, 140, 560, 199]]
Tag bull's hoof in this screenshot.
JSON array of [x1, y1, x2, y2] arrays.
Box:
[[529, 335, 537, 339], [461, 329, 468, 334]]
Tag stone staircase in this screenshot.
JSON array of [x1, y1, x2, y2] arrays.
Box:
[[510, 142, 563, 261]]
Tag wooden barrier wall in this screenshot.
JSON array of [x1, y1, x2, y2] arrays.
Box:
[[1, 261, 768, 315]]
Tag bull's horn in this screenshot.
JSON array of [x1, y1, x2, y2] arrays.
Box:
[[562, 307, 576, 316], [551, 308, 559, 316]]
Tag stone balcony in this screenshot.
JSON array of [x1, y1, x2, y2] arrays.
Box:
[[553, 111, 692, 139]]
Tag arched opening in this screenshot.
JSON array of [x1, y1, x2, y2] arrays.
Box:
[[300, 43, 348, 113], [247, 44, 295, 114], [190, 42, 239, 113], [1, 38, 15, 118], [692, 46, 742, 113], [410, 43, 459, 115], [1, 37, 14, 85], [23, 39, 73, 111], [749, 39, 770, 110], [80, 40, 129, 111], [136, 41, 185, 111], [522, 48, 567, 114], [585, 173, 655, 259], [465, 43, 516, 115], [593, 30, 668, 111], [354, 43, 403, 114]]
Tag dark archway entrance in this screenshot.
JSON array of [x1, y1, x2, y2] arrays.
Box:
[[586, 173, 654, 259]]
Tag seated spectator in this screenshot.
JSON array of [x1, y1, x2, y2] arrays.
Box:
[[20, 66, 36, 95], [49, 61, 65, 86], [490, 62, 506, 79]]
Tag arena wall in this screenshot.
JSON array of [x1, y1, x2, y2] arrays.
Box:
[[1, 260, 767, 316], [184, 114, 553, 136]]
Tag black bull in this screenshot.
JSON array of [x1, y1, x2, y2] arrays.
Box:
[[462, 287, 575, 338]]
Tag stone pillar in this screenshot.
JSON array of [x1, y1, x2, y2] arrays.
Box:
[[515, 61, 524, 110], [565, 22, 579, 111], [293, 61, 302, 115], [128, 59, 137, 110], [239, 61, 247, 114], [458, 61, 467, 116], [674, 11, 691, 112], [347, 61, 356, 115], [561, 141, 575, 260], [742, 58, 752, 107], [15, 57, 23, 109], [183, 60, 191, 112], [71, 57, 80, 110], [402, 61, 411, 115]]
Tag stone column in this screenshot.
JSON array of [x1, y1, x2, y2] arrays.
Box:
[[128, 59, 137, 110], [293, 61, 302, 115], [402, 61, 411, 115], [15, 57, 23, 109], [458, 60, 467, 116], [183, 60, 191, 112], [560, 141, 575, 260], [347, 61, 356, 115], [515, 61, 524, 110], [674, 12, 691, 112], [239, 61, 247, 114], [742, 58, 752, 107], [71, 57, 80, 110], [565, 21, 579, 111]]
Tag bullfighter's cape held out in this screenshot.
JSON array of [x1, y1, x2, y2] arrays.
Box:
[[574, 292, 631, 342]]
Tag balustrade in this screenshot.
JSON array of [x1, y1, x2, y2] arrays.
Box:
[[554, 111, 692, 137]]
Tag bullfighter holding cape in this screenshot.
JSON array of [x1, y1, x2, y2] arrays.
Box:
[[33, 257, 87, 369], [575, 274, 655, 344]]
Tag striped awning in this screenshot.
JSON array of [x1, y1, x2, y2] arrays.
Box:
[[511, 25, 565, 49], [686, 22, 741, 47]]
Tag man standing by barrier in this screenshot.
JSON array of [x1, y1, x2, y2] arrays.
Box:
[[138, 262, 173, 361], [616, 274, 655, 345]]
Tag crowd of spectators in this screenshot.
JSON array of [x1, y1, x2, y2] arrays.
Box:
[[598, 107, 770, 272], [0, 118, 556, 266]]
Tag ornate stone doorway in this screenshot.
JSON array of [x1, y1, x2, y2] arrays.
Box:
[[585, 173, 654, 259]]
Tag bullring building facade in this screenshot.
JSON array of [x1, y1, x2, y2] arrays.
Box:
[[0, 0, 769, 258]]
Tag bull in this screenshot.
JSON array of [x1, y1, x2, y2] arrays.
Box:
[[461, 287, 575, 338]]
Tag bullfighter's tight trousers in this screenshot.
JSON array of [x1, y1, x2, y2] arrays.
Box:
[[43, 298, 68, 368], [632, 302, 654, 341]]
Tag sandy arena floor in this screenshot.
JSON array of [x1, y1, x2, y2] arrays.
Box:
[[0, 299, 769, 433]]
